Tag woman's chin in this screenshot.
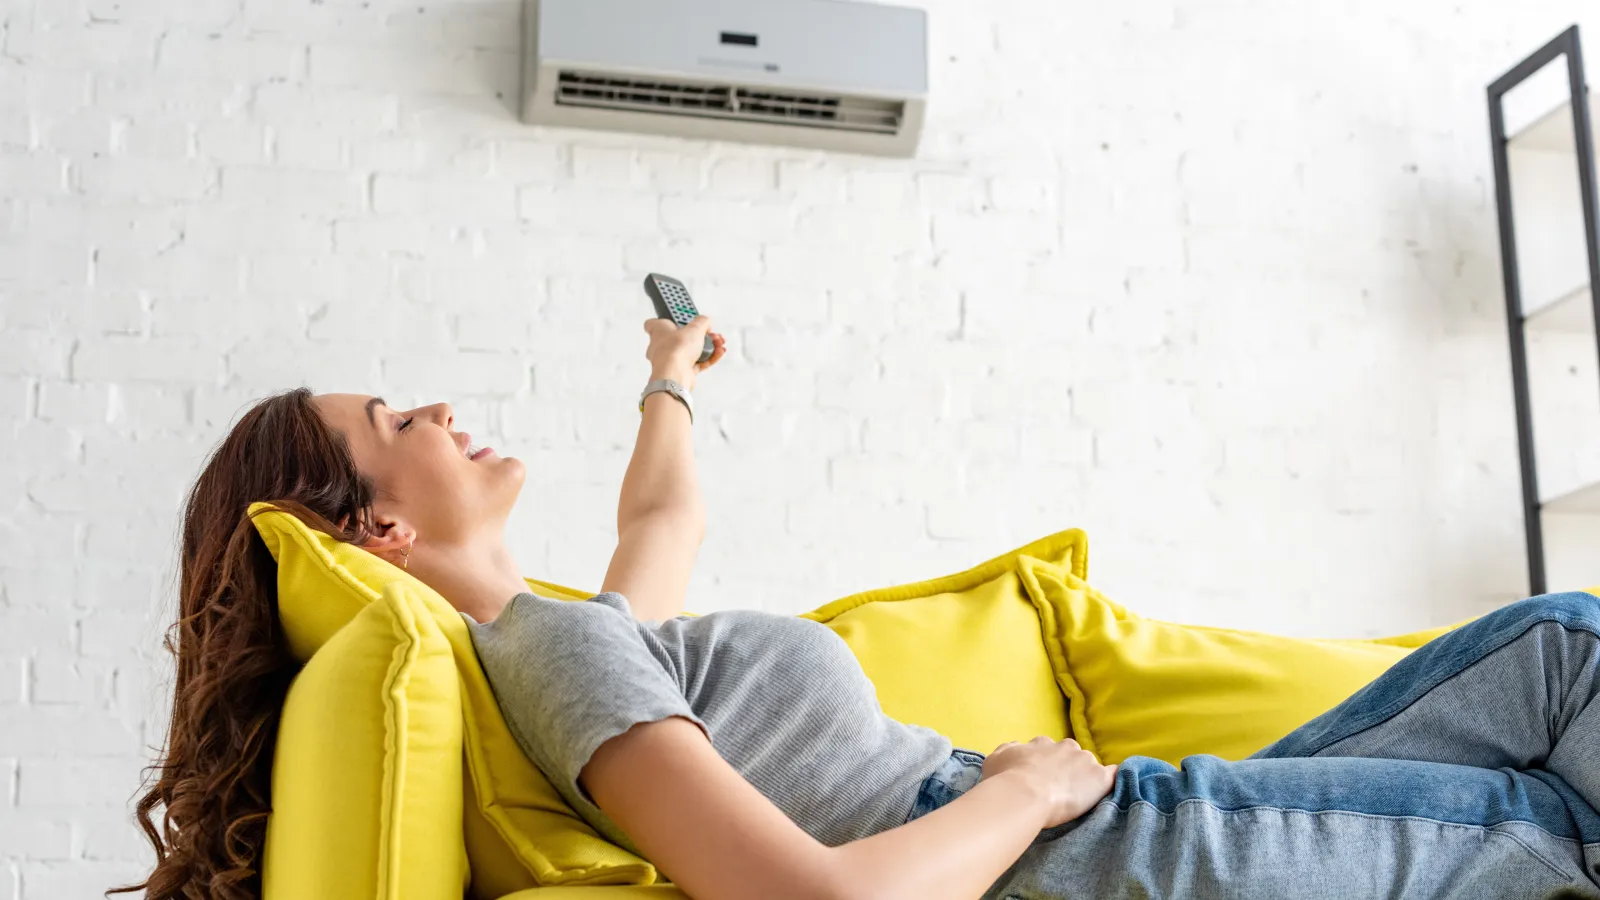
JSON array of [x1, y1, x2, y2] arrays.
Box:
[[495, 455, 527, 487], [475, 462, 526, 522]]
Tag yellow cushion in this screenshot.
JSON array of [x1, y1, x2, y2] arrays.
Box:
[[799, 528, 1089, 753], [262, 580, 466, 899], [502, 883, 691, 890], [252, 499, 585, 663], [249, 503, 660, 897], [1016, 553, 1476, 765]]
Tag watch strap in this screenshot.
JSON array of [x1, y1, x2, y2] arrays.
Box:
[[639, 378, 694, 424]]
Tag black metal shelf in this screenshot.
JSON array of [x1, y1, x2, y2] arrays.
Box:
[[1487, 25, 1600, 595]]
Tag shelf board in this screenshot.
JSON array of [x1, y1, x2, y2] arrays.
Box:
[[1543, 479, 1600, 514], [1509, 91, 1600, 154], [1525, 282, 1595, 332]]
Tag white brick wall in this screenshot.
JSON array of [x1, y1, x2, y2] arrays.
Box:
[[3, 0, 1600, 893]]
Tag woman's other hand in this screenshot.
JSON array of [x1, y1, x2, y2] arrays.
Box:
[[644, 315, 726, 391], [978, 736, 1118, 829]]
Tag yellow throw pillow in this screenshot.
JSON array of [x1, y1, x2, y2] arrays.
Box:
[[249, 502, 660, 897], [1016, 553, 1476, 765], [251, 499, 586, 663], [262, 580, 466, 899], [800, 528, 1089, 754]]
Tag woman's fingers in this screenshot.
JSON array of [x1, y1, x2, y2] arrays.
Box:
[[698, 332, 728, 369], [643, 318, 729, 375]]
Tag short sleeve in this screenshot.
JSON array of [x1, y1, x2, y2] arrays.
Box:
[[466, 591, 710, 846]]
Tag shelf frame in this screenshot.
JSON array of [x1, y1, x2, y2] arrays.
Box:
[[1488, 24, 1600, 595]]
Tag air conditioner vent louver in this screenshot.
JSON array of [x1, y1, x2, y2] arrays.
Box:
[[555, 70, 905, 135]]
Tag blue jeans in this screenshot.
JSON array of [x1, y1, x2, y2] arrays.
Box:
[[904, 592, 1600, 899]]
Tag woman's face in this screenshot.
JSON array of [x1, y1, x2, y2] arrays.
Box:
[[311, 393, 525, 546]]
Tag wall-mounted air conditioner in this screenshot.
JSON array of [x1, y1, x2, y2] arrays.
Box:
[[521, 0, 928, 157]]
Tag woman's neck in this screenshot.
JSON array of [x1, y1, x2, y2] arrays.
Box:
[[412, 536, 528, 624]]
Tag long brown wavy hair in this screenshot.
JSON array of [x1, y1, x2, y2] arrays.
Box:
[[110, 386, 386, 900]]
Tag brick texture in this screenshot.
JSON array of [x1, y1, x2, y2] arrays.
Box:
[[3, 0, 1599, 892]]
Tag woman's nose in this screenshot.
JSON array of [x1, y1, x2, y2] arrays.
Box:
[[413, 402, 452, 429]]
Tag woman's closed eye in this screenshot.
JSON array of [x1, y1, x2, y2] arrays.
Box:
[[399, 417, 414, 432]]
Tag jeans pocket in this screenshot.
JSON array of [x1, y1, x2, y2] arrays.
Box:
[[905, 749, 987, 824], [903, 784, 932, 823]]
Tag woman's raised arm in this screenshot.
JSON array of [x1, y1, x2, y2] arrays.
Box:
[[601, 314, 725, 621]]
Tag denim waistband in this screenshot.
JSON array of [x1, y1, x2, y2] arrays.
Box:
[[944, 747, 987, 783], [904, 747, 987, 824]]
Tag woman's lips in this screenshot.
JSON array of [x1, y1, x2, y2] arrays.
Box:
[[469, 446, 495, 461]]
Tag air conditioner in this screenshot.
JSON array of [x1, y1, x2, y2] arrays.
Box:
[[521, 0, 928, 158]]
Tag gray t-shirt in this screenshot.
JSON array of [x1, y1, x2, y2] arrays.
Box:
[[463, 590, 955, 856]]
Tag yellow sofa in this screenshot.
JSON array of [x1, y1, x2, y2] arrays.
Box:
[[250, 502, 1475, 900]]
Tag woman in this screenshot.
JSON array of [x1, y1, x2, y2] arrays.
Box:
[[117, 313, 1599, 900]]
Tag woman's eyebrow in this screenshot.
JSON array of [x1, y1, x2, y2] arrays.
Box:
[[365, 396, 388, 430]]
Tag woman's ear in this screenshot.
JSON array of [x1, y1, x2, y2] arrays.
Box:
[[361, 515, 416, 558]]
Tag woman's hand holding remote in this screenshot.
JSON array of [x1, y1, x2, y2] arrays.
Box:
[[980, 735, 1119, 829], [643, 314, 725, 391]]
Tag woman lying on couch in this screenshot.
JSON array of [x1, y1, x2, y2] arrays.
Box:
[[118, 314, 1599, 900]]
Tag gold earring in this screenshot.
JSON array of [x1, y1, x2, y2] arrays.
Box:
[[401, 545, 411, 570]]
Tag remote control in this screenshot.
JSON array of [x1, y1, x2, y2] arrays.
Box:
[[643, 273, 714, 364]]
